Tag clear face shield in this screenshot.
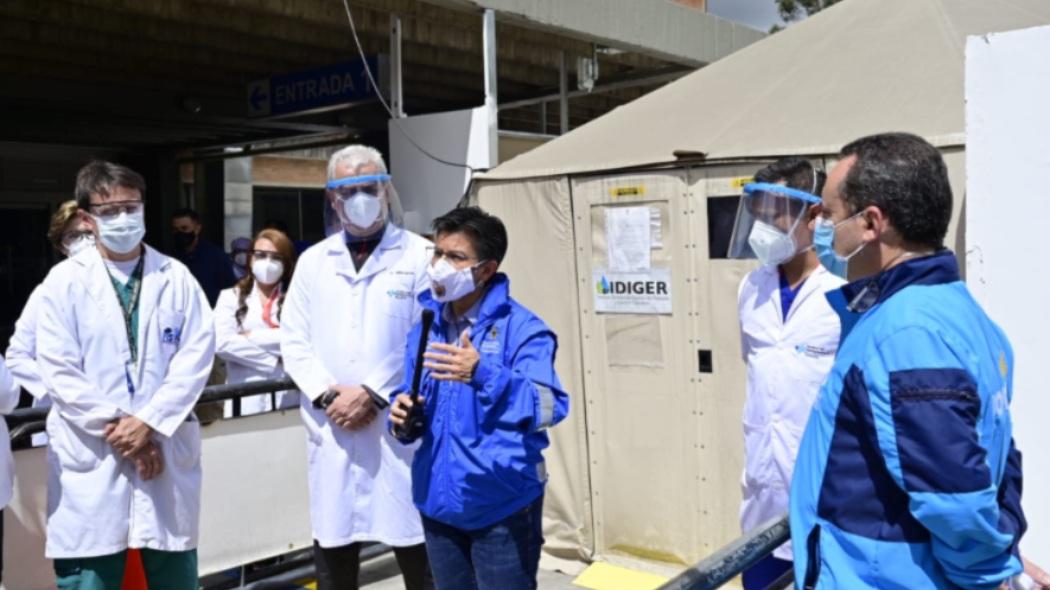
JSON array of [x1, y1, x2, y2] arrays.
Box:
[[323, 173, 405, 238], [727, 182, 821, 266]]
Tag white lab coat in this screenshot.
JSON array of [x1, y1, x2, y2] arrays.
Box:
[[214, 284, 299, 416], [7, 285, 54, 447], [35, 245, 215, 559], [737, 264, 844, 560], [281, 226, 431, 548], [0, 357, 21, 509]]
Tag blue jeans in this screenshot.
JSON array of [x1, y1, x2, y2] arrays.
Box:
[[422, 496, 544, 590]]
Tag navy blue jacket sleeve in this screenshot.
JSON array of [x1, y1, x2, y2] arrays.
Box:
[[869, 326, 1022, 589]]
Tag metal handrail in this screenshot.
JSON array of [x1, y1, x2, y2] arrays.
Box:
[[659, 515, 791, 590], [5, 378, 299, 442]]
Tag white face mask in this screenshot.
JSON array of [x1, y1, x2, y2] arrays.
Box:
[[343, 192, 382, 229], [748, 220, 799, 267], [251, 258, 284, 286], [93, 211, 146, 255], [427, 258, 482, 303], [66, 234, 96, 257]]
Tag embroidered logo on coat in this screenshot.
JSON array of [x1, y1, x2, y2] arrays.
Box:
[[387, 289, 413, 300], [162, 326, 182, 345], [795, 344, 834, 358]]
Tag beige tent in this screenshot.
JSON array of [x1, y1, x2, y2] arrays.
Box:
[[471, 0, 1050, 573]]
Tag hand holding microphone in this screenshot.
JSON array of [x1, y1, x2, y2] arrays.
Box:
[[392, 309, 435, 442]]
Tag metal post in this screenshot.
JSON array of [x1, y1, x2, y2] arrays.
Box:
[[539, 101, 547, 134], [390, 15, 405, 118], [482, 8, 499, 166], [559, 51, 569, 134]]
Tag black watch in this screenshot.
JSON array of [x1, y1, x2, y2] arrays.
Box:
[[314, 388, 341, 410]]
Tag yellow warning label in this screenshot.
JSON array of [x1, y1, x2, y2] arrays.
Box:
[[610, 186, 646, 198], [730, 176, 754, 190], [572, 562, 669, 590]]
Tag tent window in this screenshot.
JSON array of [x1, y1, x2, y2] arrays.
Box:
[[707, 195, 747, 260]]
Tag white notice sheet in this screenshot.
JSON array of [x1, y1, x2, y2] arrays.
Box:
[[605, 206, 651, 271]]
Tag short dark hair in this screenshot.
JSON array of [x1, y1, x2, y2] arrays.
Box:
[[431, 206, 508, 264], [75, 160, 146, 209], [839, 132, 951, 249], [172, 207, 201, 223], [754, 157, 825, 195]]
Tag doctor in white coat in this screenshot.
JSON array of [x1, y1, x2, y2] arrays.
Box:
[[728, 158, 844, 590], [35, 161, 214, 588], [0, 355, 22, 584], [7, 200, 98, 447], [215, 228, 299, 417], [281, 145, 433, 590]]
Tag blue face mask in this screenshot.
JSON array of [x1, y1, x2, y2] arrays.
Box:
[[813, 212, 866, 279]]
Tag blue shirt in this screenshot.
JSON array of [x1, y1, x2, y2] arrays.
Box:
[[777, 268, 806, 321], [392, 274, 570, 530], [789, 251, 1025, 589]]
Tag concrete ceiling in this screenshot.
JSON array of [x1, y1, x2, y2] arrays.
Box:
[[0, 0, 760, 152]]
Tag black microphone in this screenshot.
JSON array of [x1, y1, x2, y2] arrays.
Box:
[[394, 309, 435, 442]]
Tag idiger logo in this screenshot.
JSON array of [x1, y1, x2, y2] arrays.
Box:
[[595, 275, 668, 296], [596, 276, 612, 295]]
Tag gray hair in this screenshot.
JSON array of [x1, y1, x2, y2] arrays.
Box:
[[326, 145, 387, 180]]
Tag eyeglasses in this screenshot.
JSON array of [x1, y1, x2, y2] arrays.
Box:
[[60, 229, 93, 245], [251, 250, 284, 262], [88, 200, 144, 217], [331, 184, 382, 200], [432, 248, 476, 264]]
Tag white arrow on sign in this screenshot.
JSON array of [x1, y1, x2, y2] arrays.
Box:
[[246, 79, 271, 117]]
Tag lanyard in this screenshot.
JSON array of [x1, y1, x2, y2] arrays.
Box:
[[106, 254, 146, 364], [261, 284, 281, 329]]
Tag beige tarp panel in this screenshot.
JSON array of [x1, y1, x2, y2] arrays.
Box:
[[568, 171, 706, 565], [474, 178, 594, 563], [479, 0, 1050, 181], [686, 164, 767, 554]]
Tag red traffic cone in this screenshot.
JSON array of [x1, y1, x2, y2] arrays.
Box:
[[122, 548, 148, 589]]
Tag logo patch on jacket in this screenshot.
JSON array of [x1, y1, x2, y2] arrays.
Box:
[[480, 327, 501, 354], [162, 326, 182, 345], [387, 289, 413, 300]]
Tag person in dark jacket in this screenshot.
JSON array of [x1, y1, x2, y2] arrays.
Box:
[[171, 208, 236, 307]]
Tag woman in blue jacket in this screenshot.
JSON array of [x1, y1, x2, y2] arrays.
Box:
[[391, 206, 569, 590]]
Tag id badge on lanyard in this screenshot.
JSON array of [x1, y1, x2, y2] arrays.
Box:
[[107, 255, 145, 397], [125, 359, 137, 396]]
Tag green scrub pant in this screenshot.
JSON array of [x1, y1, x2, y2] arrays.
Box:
[[54, 548, 198, 590]]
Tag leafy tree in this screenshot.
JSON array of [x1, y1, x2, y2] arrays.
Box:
[[775, 0, 842, 26]]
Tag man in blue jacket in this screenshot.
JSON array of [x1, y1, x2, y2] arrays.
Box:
[[790, 132, 1026, 589], [390, 206, 569, 590]]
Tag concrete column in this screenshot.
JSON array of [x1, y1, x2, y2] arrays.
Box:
[[223, 157, 253, 250], [482, 8, 499, 166]]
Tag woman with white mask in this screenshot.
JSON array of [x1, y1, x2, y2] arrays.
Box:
[[214, 228, 299, 417], [6, 200, 97, 447]]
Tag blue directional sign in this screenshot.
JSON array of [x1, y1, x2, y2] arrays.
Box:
[[247, 56, 382, 117]]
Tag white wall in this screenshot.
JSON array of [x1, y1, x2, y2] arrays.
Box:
[[2, 411, 311, 589], [966, 24, 1050, 565], [388, 106, 494, 234]]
